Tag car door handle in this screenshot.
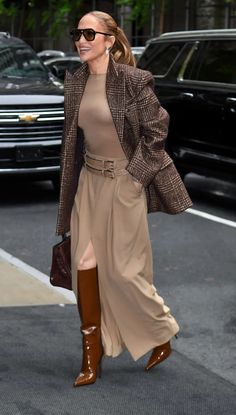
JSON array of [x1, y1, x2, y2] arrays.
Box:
[[226, 97, 236, 103], [180, 92, 194, 99]]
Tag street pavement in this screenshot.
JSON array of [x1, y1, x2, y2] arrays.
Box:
[[0, 243, 236, 414]]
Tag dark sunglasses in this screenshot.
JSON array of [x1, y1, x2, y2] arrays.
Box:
[[70, 28, 112, 42]]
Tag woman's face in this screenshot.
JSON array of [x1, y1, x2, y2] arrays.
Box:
[[76, 14, 113, 64]]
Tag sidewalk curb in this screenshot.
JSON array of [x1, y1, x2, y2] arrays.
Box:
[[0, 248, 76, 304]]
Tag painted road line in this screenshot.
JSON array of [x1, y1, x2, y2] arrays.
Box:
[[186, 208, 236, 228], [0, 248, 76, 304]]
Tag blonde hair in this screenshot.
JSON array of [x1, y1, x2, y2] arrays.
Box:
[[85, 11, 136, 66]]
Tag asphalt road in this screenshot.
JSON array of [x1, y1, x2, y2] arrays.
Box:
[[0, 173, 236, 414]]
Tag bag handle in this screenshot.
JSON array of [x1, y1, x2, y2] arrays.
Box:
[[62, 233, 70, 241]]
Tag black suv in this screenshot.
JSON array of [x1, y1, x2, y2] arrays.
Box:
[[0, 32, 64, 188], [138, 29, 236, 181]]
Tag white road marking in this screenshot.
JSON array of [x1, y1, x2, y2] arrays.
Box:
[[0, 248, 76, 303], [186, 208, 236, 228]]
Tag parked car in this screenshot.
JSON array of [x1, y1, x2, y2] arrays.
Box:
[[37, 49, 65, 62], [44, 55, 82, 81], [131, 46, 145, 63], [138, 29, 236, 181], [0, 32, 64, 189]]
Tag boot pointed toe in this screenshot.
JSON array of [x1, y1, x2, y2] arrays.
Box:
[[145, 341, 172, 371], [73, 370, 96, 387]]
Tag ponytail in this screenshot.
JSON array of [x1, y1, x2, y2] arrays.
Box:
[[88, 11, 136, 67], [111, 27, 136, 66]]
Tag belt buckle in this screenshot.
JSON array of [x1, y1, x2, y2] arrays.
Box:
[[105, 170, 115, 179], [103, 159, 115, 179]]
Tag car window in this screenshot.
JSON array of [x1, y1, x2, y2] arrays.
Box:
[[49, 60, 81, 71], [187, 40, 236, 85], [138, 42, 185, 76], [0, 45, 48, 79], [48, 61, 69, 72]]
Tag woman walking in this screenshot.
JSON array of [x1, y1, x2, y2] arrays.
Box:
[[56, 10, 192, 387]]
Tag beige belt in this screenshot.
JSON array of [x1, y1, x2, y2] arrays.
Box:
[[84, 153, 128, 179]]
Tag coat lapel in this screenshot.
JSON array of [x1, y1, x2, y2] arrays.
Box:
[[67, 63, 90, 120], [73, 63, 90, 95], [106, 58, 125, 143], [62, 64, 89, 155]]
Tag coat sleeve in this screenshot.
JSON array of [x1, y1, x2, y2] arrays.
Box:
[[126, 71, 169, 187]]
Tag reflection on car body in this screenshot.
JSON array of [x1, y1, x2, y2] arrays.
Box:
[[131, 46, 145, 63], [37, 49, 65, 62]]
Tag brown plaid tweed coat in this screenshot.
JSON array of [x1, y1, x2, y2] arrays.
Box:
[[56, 57, 192, 235]]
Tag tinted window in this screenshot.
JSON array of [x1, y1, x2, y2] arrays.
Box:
[[193, 40, 236, 84], [138, 42, 184, 76], [48, 60, 81, 72], [0, 45, 48, 79]]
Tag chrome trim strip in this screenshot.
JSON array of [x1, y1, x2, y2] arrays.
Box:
[[0, 140, 61, 147], [0, 131, 62, 136], [0, 166, 60, 174], [0, 117, 64, 123], [37, 117, 64, 121], [0, 110, 64, 115], [175, 147, 236, 164]]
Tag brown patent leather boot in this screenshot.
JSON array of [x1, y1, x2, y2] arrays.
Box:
[[73, 267, 103, 387], [145, 341, 172, 371]]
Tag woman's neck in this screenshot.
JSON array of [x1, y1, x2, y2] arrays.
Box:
[[88, 55, 109, 75]]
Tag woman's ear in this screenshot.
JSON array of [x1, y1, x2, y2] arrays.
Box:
[[107, 35, 115, 49]]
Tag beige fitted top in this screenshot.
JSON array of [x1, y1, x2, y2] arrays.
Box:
[[78, 74, 126, 158]]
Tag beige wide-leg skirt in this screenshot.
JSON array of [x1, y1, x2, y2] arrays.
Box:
[[70, 151, 179, 361]]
